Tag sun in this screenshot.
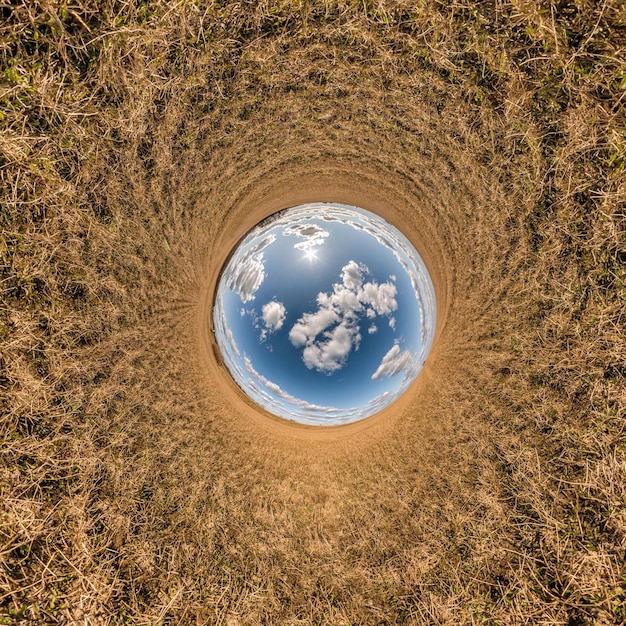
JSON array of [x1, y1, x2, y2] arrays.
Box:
[[303, 248, 318, 263]]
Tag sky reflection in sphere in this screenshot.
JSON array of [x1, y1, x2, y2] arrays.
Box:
[[213, 203, 436, 426]]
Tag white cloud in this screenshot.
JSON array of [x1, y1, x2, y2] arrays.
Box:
[[243, 356, 333, 413], [289, 307, 339, 347], [262, 301, 286, 332], [225, 327, 240, 358], [226, 254, 265, 303], [223, 234, 276, 303], [283, 223, 330, 251], [371, 343, 418, 381], [288, 260, 396, 374], [368, 324, 378, 334], [361, 281, 398, 316], [302, 321, 359, 373], [341, 260, 363, 289]]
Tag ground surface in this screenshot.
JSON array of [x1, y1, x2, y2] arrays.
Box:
[[1, 1, 625, 624]]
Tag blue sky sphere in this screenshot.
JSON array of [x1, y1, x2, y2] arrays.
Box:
[[213, 203, 436, 426]]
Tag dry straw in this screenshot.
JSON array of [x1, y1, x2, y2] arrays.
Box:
[[1, 0, 624, 624]]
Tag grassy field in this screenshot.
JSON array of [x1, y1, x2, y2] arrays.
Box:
[[1, 0, 625, 624]]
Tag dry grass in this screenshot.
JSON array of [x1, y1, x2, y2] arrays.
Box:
[[1, 0, 625, 624]]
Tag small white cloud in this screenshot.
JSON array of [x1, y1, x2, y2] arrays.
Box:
[[341, 260, 363, 290], [294, 240, 322, 251], [265, 380, 282, 394], [262, 300, 286, 332], [368, 324, 378, 334], [389, 317, 396, 330], [371, 343, 418, 381]]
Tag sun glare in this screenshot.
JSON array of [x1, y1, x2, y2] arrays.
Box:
[[304, 248, 318, 263]]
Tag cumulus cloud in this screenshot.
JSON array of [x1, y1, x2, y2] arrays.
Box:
[[289, 307, 338, 347], [226, 254, 265, 303], [288, 260, 397, 374], [283, 222, 330, 251], [261, 300, 286, 332], [301, 321, 357, 373], [371, 342, 418, 381], [341, 260, 363, 289], [224, 234, 276, 303], [368, 324, 378, 334], [361, 280, 398, 316]]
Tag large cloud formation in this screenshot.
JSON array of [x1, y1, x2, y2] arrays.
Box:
[[289, 260, 398, 373], [293, 204, 435, 348]]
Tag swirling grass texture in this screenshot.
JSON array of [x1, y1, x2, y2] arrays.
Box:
[[1, 1, 625, 623]]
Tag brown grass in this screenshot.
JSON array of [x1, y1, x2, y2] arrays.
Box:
[[1, 0, 625, 624]]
